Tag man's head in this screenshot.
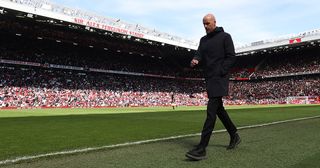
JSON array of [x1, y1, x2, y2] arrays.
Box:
[[203, 14, 216, 34]]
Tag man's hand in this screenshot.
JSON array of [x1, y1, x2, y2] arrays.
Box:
[[190, 59, 199, 67]]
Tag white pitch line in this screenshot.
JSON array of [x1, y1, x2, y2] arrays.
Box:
[[1, 115, 320, 165]]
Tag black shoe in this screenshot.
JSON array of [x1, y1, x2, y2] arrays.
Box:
[[185, 146, 206, 161], [227, 133, 241, 150]]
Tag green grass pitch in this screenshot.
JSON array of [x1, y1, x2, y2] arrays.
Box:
[[0, 104, 319, 167]]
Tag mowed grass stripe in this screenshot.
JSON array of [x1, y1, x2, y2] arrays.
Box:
[[1, 115, 320, 166], [0, 105, 319, 161], [290, 151, 320, 168], [2, 117, 320, 168]]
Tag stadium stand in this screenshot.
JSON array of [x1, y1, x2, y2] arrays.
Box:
[[231, 47, 320, 79], [0, 66, 207, 108], [228, 75, 320, 105], [0, 2, 319, 109]]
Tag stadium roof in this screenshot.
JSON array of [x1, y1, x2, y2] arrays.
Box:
[[236, 29, 320, 54], [0, 0, 198, 50], [1, 0, 320, 56]]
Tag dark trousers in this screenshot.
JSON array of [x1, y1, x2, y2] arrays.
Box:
[[199, 97, 237, 148]]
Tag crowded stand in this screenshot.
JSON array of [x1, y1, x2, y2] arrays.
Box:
[[0, 64, 319, 108], [230, 47, 320, 78], [252, 50, 320, 77], [228, 75, 320, 105], [0, 5, 319, 109], [0, 66, 207, 108]]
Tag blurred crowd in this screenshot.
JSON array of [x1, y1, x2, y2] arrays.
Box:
[[0, 66, 207, 108], [231, 49, 320, 78], [252, 54, 320, 77], [0, 65, 319, 108], [227, 76, 319, 104]]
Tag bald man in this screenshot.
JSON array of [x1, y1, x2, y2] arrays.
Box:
[[186, 14, 241, 161]]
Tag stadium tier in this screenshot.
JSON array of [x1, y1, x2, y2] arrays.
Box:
[[0, 3, 319, 109]]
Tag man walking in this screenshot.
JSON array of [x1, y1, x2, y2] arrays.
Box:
[[186, 13, 241, 161]]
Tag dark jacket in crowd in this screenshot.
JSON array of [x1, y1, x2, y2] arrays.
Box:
[[193, 27, 236, 98]]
